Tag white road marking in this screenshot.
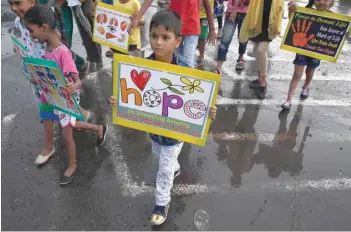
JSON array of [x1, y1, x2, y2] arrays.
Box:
[[211, 132, 351, 143], [216, 96, 351, 107], [1, 113, 17, 149]]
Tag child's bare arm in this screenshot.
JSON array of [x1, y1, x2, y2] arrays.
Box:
[[65, 73, 82, 93]]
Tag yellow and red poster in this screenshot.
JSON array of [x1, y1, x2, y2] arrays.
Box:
[[112, 54, 220, 146]]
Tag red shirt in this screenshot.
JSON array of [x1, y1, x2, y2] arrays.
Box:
[[169, 0, 200, 36]]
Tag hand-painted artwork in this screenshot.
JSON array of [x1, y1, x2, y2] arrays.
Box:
[[23, 57, 85, 121], [93, 2, 131, 54], [112, 54, 220, 146], [281, 7, 351, 62], [11, 36, 30, 79]]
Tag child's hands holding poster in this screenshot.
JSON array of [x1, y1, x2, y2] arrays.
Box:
[[29, 78, 38, 85], [109, 96, 117, 108], [209, 105, 217, 120]]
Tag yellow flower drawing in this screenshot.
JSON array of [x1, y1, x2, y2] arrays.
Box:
[[180, 77, 204, 94]]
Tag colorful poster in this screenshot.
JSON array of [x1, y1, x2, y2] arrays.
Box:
[[11, 35, 30, 79], [112, 54, 220, 146], [93, 2, 131, 54], [23, 57, 85, 121], [281, 7, 351, 62]]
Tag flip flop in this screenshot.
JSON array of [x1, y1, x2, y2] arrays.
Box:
[[35, 148, 55, 165]]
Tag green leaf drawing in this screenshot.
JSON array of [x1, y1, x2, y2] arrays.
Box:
[[161, 78, 172, 86], [168, 86, 184, 95]]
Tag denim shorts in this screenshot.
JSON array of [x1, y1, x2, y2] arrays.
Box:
[[293, 54, 321, 68]]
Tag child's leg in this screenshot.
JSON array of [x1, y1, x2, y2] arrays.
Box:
[[42, 120, 54, 154], [198, 18, 209, 67], [151, 141, 184, 225], [236, 13, 248, 61], [75, 121, 102, 136], [61, 125, 76, 177], [285, 65, 305, 103], [216, 16, 237, 72], [256, 41, 269, 86], [217, 15, 223, 37], [303, 67, 315, 89]]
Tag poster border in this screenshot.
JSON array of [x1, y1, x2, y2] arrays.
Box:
[[92, 2, 132, 54], [112, 54, 220, 147], [23, 57, 85, 121], [11, 35, 30, 79], [280, 6, 351, 63]]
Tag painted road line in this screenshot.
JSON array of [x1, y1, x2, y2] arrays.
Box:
[[1, 113, 17, 150], [216, 96, 351, 107], [211, 132, 351, 143]]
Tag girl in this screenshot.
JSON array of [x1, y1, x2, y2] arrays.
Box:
[[281, 0, 333, 110], [9, 0, 60, 166], [214, 0, 250, 73], [214, 0, 225, 38], [239, 0, 284, 99], [24, 4, 108, 185]]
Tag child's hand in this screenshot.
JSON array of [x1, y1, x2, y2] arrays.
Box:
[[209, 105, 217, 120], [65, 83, 77, 94], [29, 78, 38, 85], [109, 96, 117, 108], [229, 11, 237, 22], [288, 0, 297, 12]]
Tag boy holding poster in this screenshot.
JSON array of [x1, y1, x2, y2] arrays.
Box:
[[109, 10, 217, 225], [281, 0, 334, 110]]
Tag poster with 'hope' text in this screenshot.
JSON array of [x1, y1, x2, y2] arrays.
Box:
[[281, 7, 351, 62], [112, 54, 220, 146]]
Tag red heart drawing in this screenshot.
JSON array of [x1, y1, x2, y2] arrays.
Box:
[[130, 69, 151, 91]]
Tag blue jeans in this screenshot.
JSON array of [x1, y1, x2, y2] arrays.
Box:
[[176, 35, 199, 68], [217, 13, 248, 61]]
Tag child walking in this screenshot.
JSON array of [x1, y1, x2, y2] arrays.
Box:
[[24, 4, 108, 185], [215, 0, 250, 73], [281, 0, 333, 110], [214, 0, 225, 38], [109, 10, 217, 225], [197, 0, 214, 69], [103, 0, 144, 57], [9, 0, 62, 166], [239, 0, 284, 99]]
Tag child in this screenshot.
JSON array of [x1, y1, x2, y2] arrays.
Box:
[[24, 4, 108, 185], [103, 0, 144, 57], [109, 10, 217, 225], [239, 0, 284, 99], [281, 0, 334, 110], [197, 0, 214, 69], [215, 0, 250, 73], [10, 0, 60, 166], [214, 0, 225, 38]]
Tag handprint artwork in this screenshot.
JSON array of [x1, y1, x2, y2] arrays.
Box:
[[291, 19, 315, 47]]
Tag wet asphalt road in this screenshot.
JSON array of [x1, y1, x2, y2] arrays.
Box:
[[2, 0, 351, 230]]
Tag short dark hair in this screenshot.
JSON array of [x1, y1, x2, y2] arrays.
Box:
[[149, 10, 182, 38], [24, 4, 56, 30]]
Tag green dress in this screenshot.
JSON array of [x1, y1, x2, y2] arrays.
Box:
[[39, 0, 86, 71]]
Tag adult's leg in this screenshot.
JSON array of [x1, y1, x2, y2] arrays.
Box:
[[256, 41, 269, 86]]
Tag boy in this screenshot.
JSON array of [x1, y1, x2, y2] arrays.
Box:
[[109, 10, 217, 225]]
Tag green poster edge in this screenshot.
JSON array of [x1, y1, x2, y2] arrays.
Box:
[[11, 35, 31, 79], [23, 57, 85, 121]]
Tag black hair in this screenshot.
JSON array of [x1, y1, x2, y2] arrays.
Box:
[[306, 0, 314, 8], [24, 4, 68, 47], [149, 10, 182, 38]]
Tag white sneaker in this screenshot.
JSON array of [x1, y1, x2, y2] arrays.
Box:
[[35, 149, 55, 165]]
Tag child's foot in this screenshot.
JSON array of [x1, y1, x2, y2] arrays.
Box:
[[79, 61, 90, 80], [235, 59, 245, 71], [151, 203, 170, 226], [59, 166, 76, 185], [197, 59, 205, 69], [217, 28, 223, 39], [249, 79, 260, 89], [213, 68, 221, 74], [281, 101, 292, 110], [300, 87, 310, 100], [96, 124, 108, 147], [35, 148, 55, 165], [106, 50, 114, 58], [257, 86, 267, 99]]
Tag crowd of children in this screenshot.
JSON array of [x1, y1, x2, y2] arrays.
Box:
[[9, 0, 340, 226]]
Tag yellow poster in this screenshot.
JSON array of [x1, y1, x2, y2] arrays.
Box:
[[112, 54, 220, 146]]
